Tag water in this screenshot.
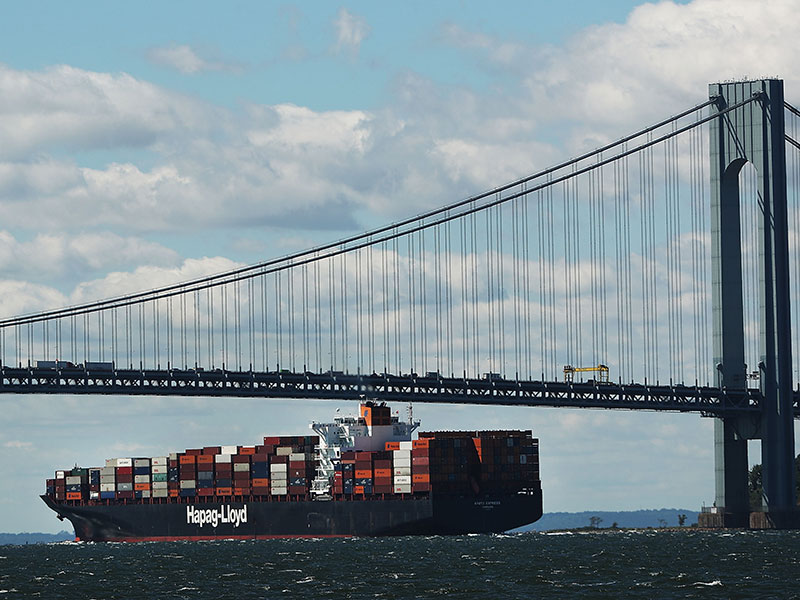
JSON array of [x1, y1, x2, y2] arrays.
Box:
[[1, 530, 799, 599]]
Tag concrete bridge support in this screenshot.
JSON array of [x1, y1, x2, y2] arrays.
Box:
[[706, 79, 796, 528]]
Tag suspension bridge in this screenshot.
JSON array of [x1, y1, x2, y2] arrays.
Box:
[[3, 79, 800, 528]]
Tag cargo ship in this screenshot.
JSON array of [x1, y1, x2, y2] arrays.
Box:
[[42, 402, 542, 541]]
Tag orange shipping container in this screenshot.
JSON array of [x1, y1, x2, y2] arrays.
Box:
[[169, 489, 179, 497], [239, 446, 256, 455], [412, 439, 430, 449], [385, 442, 400, 451], [355, 469, 372, 479], [215, 487, 233, 496], [412, 474, 430, 483], [134, 483, 151, 491], [66, 492, 82, 500], [234, 487, 250, 495], [354, 485, 365, 494], [252, 478, 269, 487], [179, 455, 196, 465]]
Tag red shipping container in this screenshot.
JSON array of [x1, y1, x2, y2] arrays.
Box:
[[271, 455, 288, 464], [116, 466, 133, 475], [198, 488, 214, 496], [263, 436, 281, 445], [232, 455, 250, 464], [252, 486, 269, 495], [288, 460, 306, 470], [202, 446, 221, 455], [252, 453, 269, 463], [117, 490, 134, 499], [185, 448, 202, 456], [116, 474, 133, 483], [233, 486, 250, 495], [374, 485, 393, 494], [233, 472, 250, 481]]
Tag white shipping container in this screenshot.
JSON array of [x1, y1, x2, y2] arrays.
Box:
[[104, 459, 115, 468], [134, 474, 150, 484], [133, 458, 150, 468], [56, 470, 65, 479], [275, 447, 292, 456], [100, 483, 115, 492], [394, 484, 412, 494], [393, 456, 412, 468], [116, 458, 133, 468], [398, 441, 413, 450], [393, 449, 411, 458], [221, 445, 238, 455], [139, 490, 151, 499], [393, 475, 412, 485], [215, 454, 233, 463], [288, 453, 305, 461], [179, 480, 196, 489], [152, 481, 168, 490], [152, 489, 169, 498], [65, 476, 83, 485], [152, 456, 168, 466], [233, 463, 249, 472], [100, 467, 115, 476], [270, 473, 288, 482], [169, 452, 178, 460], [89, 491, 100, 500], [270, 464, 288, 473], [393, 467, 411, 477], [152, 465, 167, 474]]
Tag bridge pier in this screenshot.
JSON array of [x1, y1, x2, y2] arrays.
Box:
[[702, 79, 797, 529]]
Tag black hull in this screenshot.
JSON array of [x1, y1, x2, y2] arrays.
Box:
[[42, 487, 542, 541]]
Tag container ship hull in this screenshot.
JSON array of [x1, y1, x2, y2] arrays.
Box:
[[42, 487, 542, 542]]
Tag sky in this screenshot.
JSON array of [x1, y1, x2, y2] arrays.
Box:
[[2, 0, 800, 533]]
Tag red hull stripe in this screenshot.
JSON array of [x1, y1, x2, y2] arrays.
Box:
[[75, 534, 353, 543]]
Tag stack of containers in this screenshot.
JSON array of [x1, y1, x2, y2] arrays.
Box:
[[168, 454, 180, 498], [411, 438, 431, 492], [373, 453, 392, 494], [133, 458, 151, 499], [392, 442, 412, 494], [54, 470, 66, 500], [232, 449, 251, 496], [288, 451, 307, 495], [178, 452, 197, 498], [270, 447, 288, 495], [65, 468, 88, 501], [115, 458, 134, 500], [100, 461, 115, 499], [197, 451, 215, 497], [215, 447, 233, 496], [354, 451, 373, 495], [152, 456, 168, 498], [251, 451, 269, 495], [89, 468, 100, 500]]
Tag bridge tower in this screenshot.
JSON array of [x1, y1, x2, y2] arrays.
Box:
[[709, 79, 796, 528]]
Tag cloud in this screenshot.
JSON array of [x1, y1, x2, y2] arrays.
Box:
[[146, 44, 242, 74], [333, 8, 370, 56]]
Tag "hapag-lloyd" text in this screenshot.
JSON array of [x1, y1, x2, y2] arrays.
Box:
[[186, 505, 248, 528]]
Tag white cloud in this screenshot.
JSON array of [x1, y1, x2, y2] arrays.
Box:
[[147, 44, 242, 74], [333, 8, 370, 56]]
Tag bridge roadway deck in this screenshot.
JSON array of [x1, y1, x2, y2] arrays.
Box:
[[1, 366, 797, 416]]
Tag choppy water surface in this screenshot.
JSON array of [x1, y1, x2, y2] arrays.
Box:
[[1, 530, 799, 599]]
